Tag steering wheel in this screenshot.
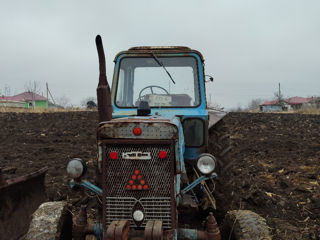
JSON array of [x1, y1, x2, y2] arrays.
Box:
[[138, 85, 169, 100]]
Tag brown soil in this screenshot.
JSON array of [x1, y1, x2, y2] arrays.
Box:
[[0, 111, 319, 239], [213, 113, 320, 240]]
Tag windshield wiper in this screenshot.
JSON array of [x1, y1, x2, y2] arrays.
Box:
[[151, 53, 176, 84]]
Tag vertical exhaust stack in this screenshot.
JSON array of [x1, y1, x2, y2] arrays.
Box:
[[96, 35, 112, 122]]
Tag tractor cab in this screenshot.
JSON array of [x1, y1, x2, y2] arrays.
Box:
[[110, 46, 209, 161]]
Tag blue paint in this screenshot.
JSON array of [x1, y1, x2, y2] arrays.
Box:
[[180, 173, 217, 195], [69, 180, 102, 196], [172, 116, 185, 173], [111, 52, 207, 120], [94, 223, 103, 240], [177, 228, 199, 239], [111, 52, 208, 163], [261, 105, 283, 112]]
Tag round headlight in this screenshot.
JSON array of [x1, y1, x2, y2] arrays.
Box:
[[66, 158, 87, 179], [197, 154, 216, 175], [133, 210, 144, 222]]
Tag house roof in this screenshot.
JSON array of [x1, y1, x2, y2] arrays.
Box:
[[0, 92, 47, 101], [260, 100, 280, 106], [285, 96, 310, 105], [260, 96, 312, 106]]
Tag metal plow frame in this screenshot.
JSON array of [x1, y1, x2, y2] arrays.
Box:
[[0, 167, 48, 240]]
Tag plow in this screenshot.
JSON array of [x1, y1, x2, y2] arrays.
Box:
[[0, 167, 48, 240]]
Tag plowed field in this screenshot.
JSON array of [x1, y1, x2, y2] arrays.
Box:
[[0, 111, 319, 239], [213, 113, 320, 240]]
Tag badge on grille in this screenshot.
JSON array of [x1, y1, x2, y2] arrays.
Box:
[[122, 151, 151, 160]]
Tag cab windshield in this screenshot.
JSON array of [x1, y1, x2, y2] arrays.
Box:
[[115, 56, 200, 108]]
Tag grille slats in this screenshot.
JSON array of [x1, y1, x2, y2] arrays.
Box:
[[104, 144, 173, 229], [106, 197, 172, 228]]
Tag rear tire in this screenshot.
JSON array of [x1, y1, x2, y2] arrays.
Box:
[[222, 210, 271, 240], [26, 201, 72, 240], [208, 119, 233, 173]]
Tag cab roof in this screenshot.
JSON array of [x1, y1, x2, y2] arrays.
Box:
[[114, 46, 204, 62]]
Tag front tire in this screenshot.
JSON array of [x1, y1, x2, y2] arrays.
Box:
[[222, 210, 271, 240]]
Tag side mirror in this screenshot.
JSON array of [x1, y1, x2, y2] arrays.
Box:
[[205, 75, 214, 83]]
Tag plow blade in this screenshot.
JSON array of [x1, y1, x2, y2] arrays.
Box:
[[208, 110, 227, 129], [0, 167, 48, 240]]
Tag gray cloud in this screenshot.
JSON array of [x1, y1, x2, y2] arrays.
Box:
[[0, 0, 319, 108]]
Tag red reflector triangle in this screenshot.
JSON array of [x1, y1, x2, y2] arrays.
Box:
[[126, 170, 149, 190]]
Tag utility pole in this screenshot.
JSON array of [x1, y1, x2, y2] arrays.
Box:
[[46, 83, 49, 108], [46, 83, 56, 106]]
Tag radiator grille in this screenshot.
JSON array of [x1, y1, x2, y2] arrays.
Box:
[[104, 143, 173, 229], [106, 197, 172, 229]]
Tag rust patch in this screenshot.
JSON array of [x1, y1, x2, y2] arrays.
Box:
[[0, 167, 48, 188], [98, 119, 178, 140]]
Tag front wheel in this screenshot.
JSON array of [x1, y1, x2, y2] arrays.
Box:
[[222, 210, 271, 240]]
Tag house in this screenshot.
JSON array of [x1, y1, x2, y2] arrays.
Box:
[[260, 96, 317, 112], [285, 97, 311, 110], [259, 100, 283, 112], [0, 92, 49, 109]]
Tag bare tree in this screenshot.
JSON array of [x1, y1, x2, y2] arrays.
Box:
[[231, 103, 248, 112], [274, 91, 284, 102], [81, 96, 97, 108], [247, 98, 265, 111], [24, 81, 42, 94], [56, 95, 72, 108], [1, 85, 12, 96]]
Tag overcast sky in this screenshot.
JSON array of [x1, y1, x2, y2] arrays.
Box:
[[0, 0, 319, 109]]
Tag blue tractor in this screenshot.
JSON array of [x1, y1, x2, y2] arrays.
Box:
[[26, 36, 270, 240]]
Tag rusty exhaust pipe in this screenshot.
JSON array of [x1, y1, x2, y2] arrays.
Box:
[[96, 35, 112, 122]]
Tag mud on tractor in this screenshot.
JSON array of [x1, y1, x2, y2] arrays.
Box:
[[27, 36, 271, 240]]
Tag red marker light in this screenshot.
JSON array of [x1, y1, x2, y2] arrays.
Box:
[[159, 150, 167, 159], [109, 151, 118, 160], [133, 127, 142, 136], [127, 170, 149, 190]]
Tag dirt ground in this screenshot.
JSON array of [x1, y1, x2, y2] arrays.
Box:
[[213, 113, 320, 240], [0, 111, 319, 239]]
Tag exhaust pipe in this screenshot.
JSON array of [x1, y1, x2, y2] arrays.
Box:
[[95, 35, 112, 122]]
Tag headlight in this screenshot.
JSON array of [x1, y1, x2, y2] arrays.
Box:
[[66, 158, 87, 179], [133, 210, 144, 222], [197, 154, 216, 175]]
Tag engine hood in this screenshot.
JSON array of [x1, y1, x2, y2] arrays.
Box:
[[97, 116, 179, 140]]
